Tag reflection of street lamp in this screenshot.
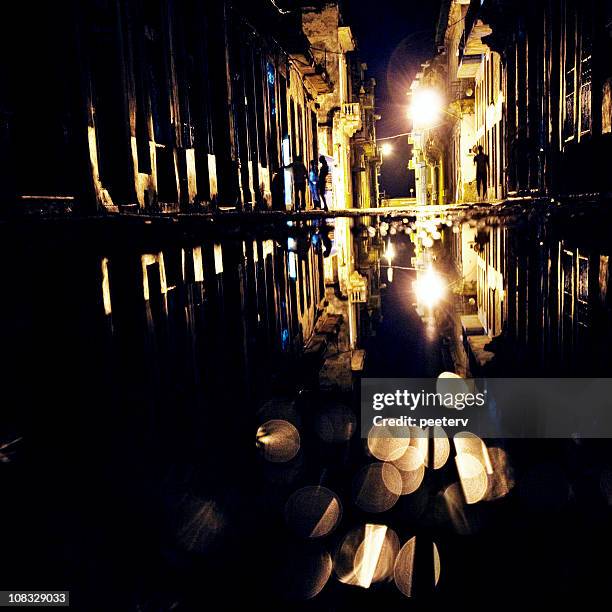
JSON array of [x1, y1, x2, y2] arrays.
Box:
[[384, 240, 395, 283], [384, 240, 395, 265], [408, 89, 443, 128], [414, 266, 445, 307]]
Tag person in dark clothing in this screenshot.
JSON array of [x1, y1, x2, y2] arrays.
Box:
[[290, 156, 308, 210], [308, 160, 320, 208], [474, 145, 490, 201], [318, 155, 330, 211], [271, 167, 285, 211]]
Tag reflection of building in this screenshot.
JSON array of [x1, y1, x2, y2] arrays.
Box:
[[450, 223, 478, 295], [504, 219, 602, 375], [474, 223, 506, 338]]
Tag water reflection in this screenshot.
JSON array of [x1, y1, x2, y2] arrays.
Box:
[[450, 205, 612, 375], [4, 206, 612, 607]]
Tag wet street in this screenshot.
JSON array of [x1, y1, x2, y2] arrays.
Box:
[[1, 209, 612, 609], [365, 235, 443, 378]]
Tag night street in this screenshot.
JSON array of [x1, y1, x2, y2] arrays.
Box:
[[2, 1, 612, 610]]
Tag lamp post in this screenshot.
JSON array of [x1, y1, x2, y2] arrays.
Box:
[[380, 142, 393, 158], [407, 88, 446, 207], [408, 89, 444, 129]]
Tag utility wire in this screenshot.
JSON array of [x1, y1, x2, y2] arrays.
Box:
[[377, 132, 412, 142], [376, 121, 449, 142], [268, 0, 291, 15]]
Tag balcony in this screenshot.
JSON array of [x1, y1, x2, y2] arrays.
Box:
[[449, 79, 474, 101], [457, 0, 492, 78], [285, 33, 334, 95], [448, 79, 475, 117], [303, 63, 334, 95], [341, 102, 362, 137], [348, 270, 368, 304]]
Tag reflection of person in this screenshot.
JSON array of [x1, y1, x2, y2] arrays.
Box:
[[308, 160, 320, 208], [290, 156, 307, 210], [474, 145, 490, 201], [318, 156, 330, 211], [319, 223, 333, 257]]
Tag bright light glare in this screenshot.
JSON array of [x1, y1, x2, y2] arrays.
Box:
[[414, 267, 445, 307], [408, 89, 443, 127], [380, 142, 393, 156], [384, 241, 395, 263]]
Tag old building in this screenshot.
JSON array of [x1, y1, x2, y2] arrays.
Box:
[[411, 0, 504, 207], [427, 0, 612, 203], [441, 0, 477, 204], [0, 0, 378, 218], [460, 0, 612, 198], [409, 57, 446, 207]]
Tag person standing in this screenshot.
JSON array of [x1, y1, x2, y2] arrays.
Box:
[[290, 156, 307, 210], [318, 156, 330, 211], [308, 160, 320, 208], [474, 145, 490, 202], [271, 167, 285, 211]]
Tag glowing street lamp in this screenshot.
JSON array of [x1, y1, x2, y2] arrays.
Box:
[[414, 266, 445, 307], [408, 88, 444, 128]]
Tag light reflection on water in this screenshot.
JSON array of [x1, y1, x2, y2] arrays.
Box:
[[3, 209, 612, 606]]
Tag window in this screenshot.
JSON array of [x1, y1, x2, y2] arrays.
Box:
[[578, 255, 589, 303], [579, 10, 593, 136], [254, 53, 268, 167], [563, 5, 577, 141], [267, 62, 279, 166]]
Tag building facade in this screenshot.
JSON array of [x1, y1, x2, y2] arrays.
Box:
[[409, 57, 448, 207], [428, 0, 612, 204], [0, 0, 379, 220]]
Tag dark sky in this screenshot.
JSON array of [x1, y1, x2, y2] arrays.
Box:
[[343, 1, 441, 198]]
